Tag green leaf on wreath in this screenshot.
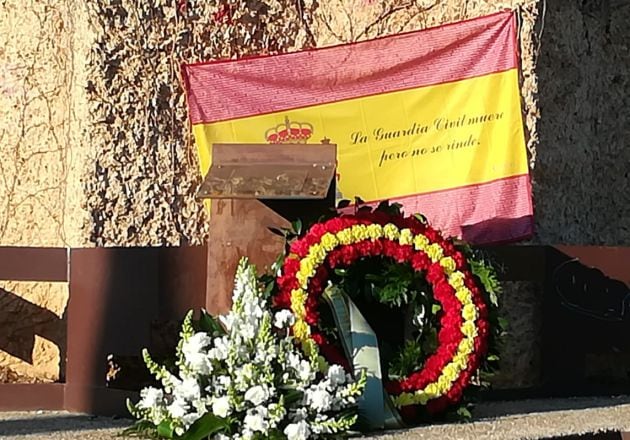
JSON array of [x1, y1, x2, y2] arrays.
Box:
[[388, 339, 423, 378], [156, 420, 174, 438], [479, 370, 496, 382], [497, 317, 508, 331], [468, 254, 502, 308], [422, 327, 438, 355], [413, 213, 428, 224], [376, 200, 390, 211], [257, 271, 275, 292], [390, 202, 403, 212], [456, 405, 473, 420], [487, 354, 500, 362], [291, 219, 303, 235], [431, 304, 442, 315], [375, 200, 404, 216], [178, 413, 230, 440]]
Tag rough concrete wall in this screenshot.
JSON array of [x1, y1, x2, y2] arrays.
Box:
[[0, 282, 68, 383], [84, 0, 316, 246], [0, 0, 91, 247], [0, 0, 92, 382], [533, 0, 630, 245], [491, 281, 543, 389]]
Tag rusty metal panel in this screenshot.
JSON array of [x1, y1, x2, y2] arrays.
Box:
[[0, 383, 65, 411], [67, 247, 159, 397], [205, 199, 289, 315], [158, 246, 208, 319], [554, 246, 630, 285], [0, 247, 67, 282], [542, 246, 630, 397], [197, 143, 336, 199], [66, 246, 207, 415], [481, 245, 547, 281]]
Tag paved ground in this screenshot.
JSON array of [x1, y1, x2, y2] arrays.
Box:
[[1, 396, 630, 439], [0, 411, 128, 439]]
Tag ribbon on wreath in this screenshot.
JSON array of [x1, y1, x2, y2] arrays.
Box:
[[323, 286, 406, 431]]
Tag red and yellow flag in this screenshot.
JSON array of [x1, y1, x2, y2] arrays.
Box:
[[182, 11, 533, 244]]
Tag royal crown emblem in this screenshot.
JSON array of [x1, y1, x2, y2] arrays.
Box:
[[265, 116, 313, 144]]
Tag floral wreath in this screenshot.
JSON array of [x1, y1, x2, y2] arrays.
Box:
[[273, 205, 493, 417]]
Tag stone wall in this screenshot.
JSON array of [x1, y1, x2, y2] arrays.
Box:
[[0, 0, 91, 248], [533, 0, 630, 245], [83, 0, 317, 246], [0, 0, 91, 382], [0, 282, 68, 382]]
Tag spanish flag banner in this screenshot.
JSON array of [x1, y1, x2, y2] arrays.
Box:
[[182, 11, 533, 244]]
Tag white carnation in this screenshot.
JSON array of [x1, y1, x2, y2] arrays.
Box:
[[326, 364, 346, 386], [208, 336, 229, 360], [244, 385, 269, 406], [244, 301, 264, 319], [137, 386, 163, 409], [182, 333, 211, 357], [167, 397, 188, 419], [243, 407, 269, 433], [186, 352, 212, 375], [298, 360, 313, 383], [212, 396, 231, 418], [211, 375, 231, 393], [284, 420, 311, 440], [287, 352, 301, 370], [291, 407, 308, 422], [306, 386, 333, 412], [239, 322, 256, 340], [175, 377, 201, 401]]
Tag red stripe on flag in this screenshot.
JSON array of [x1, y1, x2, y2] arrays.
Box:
[[183, 11, 518, 124], [355, 173, 533, 244]]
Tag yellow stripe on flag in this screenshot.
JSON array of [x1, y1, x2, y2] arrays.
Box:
[[193, 69, 527, 202]]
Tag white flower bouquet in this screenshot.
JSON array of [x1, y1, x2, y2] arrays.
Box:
[[127, 258, 365, 440]]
